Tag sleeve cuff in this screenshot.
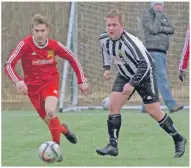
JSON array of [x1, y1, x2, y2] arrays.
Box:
[[103, 65, 111, 71], [129, 80, 136, 87]]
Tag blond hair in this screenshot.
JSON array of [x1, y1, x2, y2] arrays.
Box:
[[31, 14, 50, 28], [106, 8, 124, 24]]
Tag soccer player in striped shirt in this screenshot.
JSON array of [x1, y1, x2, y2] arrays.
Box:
[[96, 8, 186, 158], [179, 28, 189, 82], [5, 14, 88, 161]]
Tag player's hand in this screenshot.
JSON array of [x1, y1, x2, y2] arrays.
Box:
[[122, 83, 135, 97], [179, 70, 186, 82], [103, 70, 111, 81], [16, 81, 28, 95], [79, 83, 89, 96]]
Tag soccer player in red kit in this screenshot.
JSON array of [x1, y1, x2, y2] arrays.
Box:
[[5, 14, 89, 160], [179, 28, 190, 82]]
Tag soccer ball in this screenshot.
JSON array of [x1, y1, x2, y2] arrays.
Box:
[[102, 97, 110, 110], [39, 141, 63, 163]]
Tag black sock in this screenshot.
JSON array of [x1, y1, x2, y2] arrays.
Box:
[[158, 113, 183, 142], [107, 114, 121, 147]]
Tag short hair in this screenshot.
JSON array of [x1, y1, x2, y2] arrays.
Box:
[[31, 14, 50, 28], [106, 8, 124, 24]]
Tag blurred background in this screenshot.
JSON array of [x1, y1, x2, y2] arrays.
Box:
[[1, 2, 189, 110]]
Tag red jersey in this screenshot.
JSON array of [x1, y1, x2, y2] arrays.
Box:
[[179, 28, 190, 71], [5, 35, 87, 95]]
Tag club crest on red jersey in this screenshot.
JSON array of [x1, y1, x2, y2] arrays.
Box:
[[47, 50, 54, 58]]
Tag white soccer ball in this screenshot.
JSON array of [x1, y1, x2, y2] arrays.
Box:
[[39, 141, 63, 163], [102, 97, 110, 110]]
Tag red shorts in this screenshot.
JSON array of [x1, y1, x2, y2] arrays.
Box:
[[28, 84, 59, 119]]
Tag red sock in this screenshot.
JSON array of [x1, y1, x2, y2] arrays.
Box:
[[48, 117, 61, 144], [60, 125, 68, 135]]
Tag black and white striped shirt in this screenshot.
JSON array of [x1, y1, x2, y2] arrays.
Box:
[[99, 30, 154, 86]]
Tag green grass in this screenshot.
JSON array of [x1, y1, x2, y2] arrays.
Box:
[[2, 110, 189, 166]]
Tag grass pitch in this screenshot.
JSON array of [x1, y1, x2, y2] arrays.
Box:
[[2, 109, 189, 166]]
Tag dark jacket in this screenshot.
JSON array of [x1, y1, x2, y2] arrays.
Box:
[[142, 8, 174, 52]]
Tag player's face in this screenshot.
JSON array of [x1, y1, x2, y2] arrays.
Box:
[[106, 16, 124, 40], [32, 24, 49, 46], [153, 3, 164, 12]]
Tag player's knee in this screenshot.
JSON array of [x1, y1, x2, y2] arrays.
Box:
[[46, 108, 56, 119], [47, 112, 55, 119]]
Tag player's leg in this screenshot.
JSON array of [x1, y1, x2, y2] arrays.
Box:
[[43, 96, 63, 162], [96, 74, 130, 156], [43, 116, 49, 125], [145, 102, 187, 157], [43, 85, 77, 145], [44, 95, 61, 145], [28, 93, 48, 120], [43, 115, 68, 135], [28, 94, 66, 162], [137, 67, 186, 157], [29, 86, 76, 145], [28, 94, 61, 145]]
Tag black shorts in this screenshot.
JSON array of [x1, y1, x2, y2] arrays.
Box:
[[112, 71, 159, 104]]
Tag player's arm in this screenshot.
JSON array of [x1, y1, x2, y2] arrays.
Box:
[[102, 46, 113, 81], [129, 59, 149, 87], [55, 42, 88, 95], [99, 36, 112, 81], [123, 51, 149, 96], [178, 29, 190, 82], [128, 44, 151, 87], [102, 46, 112, 70], [179, 29, 189, 71], [4, 41, 28, 95], [5, 41, 24, 83]]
